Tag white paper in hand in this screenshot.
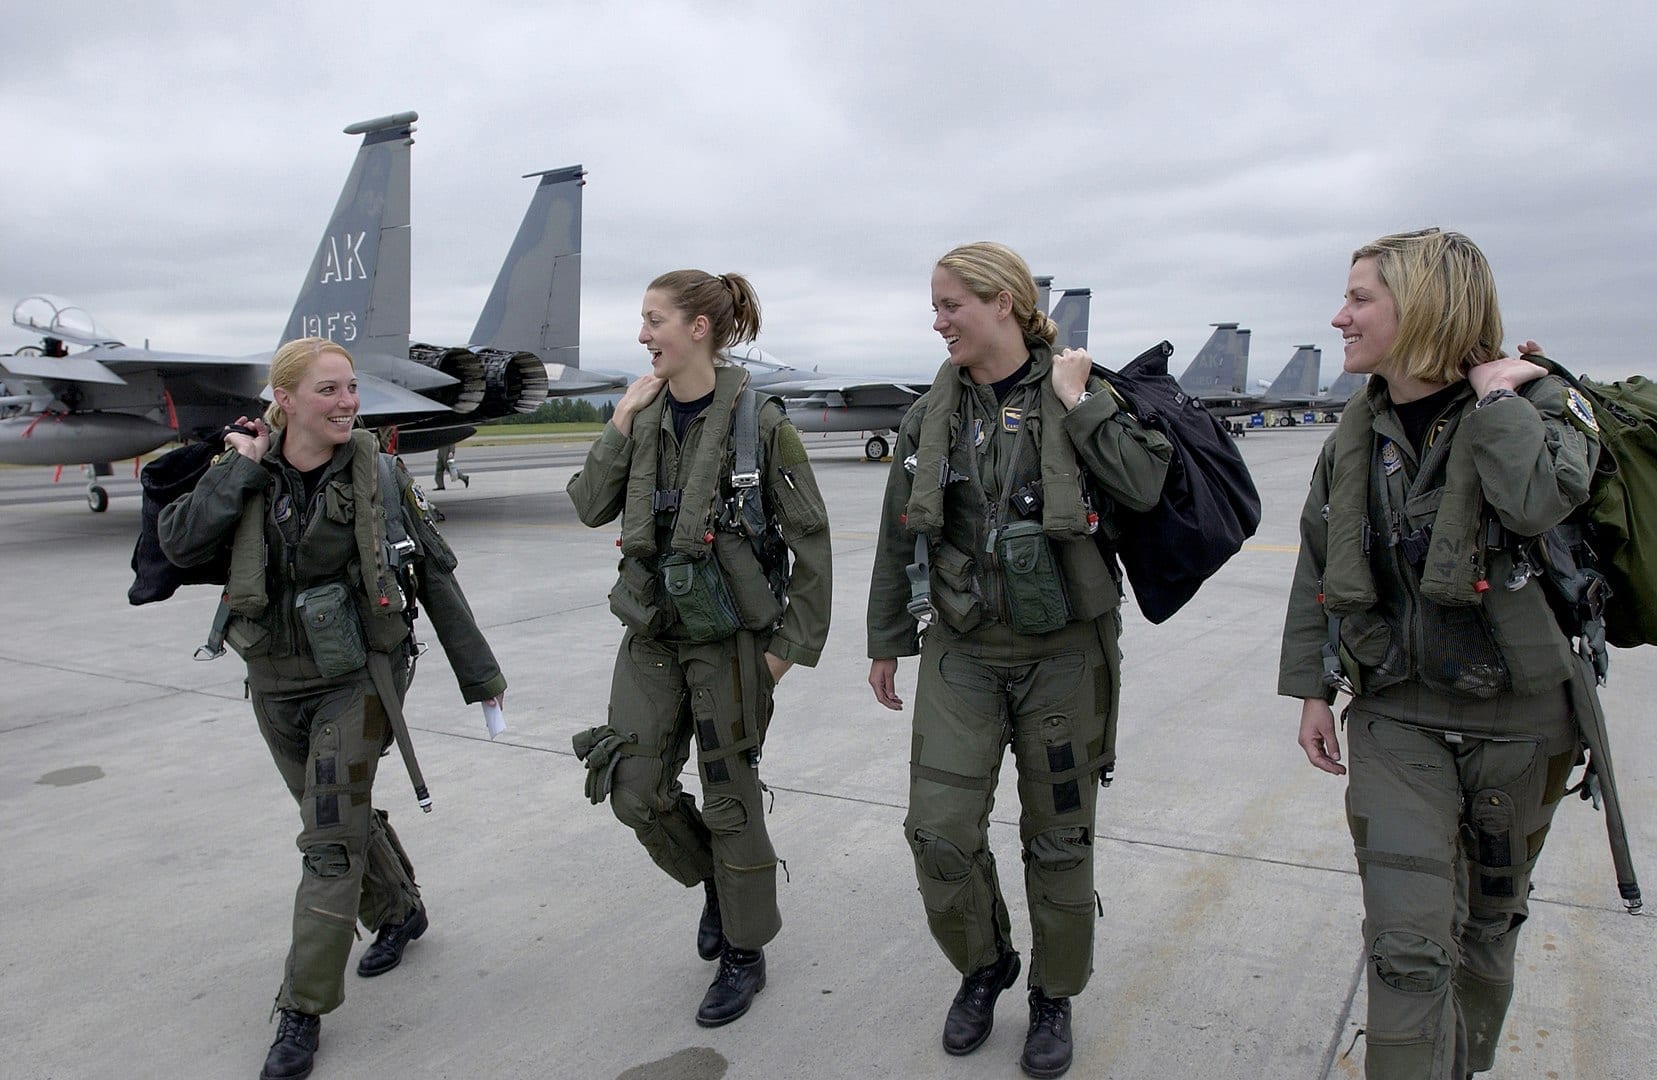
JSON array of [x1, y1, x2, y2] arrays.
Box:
[[482, 700, 506, 739]]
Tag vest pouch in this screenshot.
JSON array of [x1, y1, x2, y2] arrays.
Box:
[[295, 581, 368, 677], [609, 555, 673, 638], [930, 540, 984, 635], [223, 613, 272, 660], [996, 520, 1069, 635], [660, 552, 742, 643], [1053, 534, 1120, 621], [713, 530, 785, 630]]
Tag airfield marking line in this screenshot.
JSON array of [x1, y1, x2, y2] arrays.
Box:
[[479, 599, 614, 629], [1319, 948, 1368, 1080], [1244, 543, 1302, 553], [0, 653, 248, 704]]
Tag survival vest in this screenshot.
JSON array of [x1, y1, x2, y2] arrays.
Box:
[[1094, 341, 1262, 624], [1534, 355, 1657, 649], [610, 376, 789, 639]]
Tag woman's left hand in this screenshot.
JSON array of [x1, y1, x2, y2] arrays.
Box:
[[764, 652, 792, 685], [1469, 355, 1548, 398], [1052, 348, 1093, 409]]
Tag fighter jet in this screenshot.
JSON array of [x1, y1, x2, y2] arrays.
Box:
[[0, 111, 615, 508], [736, 280, 1092, 462]]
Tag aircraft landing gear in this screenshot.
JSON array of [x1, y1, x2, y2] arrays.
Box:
[[865, 434, 890, 461], [83, 462, 113, 512]]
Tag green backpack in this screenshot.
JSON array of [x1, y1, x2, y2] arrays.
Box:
[[1539, 356, 1657, 648]]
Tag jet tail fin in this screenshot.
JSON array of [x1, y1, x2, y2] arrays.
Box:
[[469, 165, 585, 368], [1267, 346, 1321, 397], [1049, 289, 1091, 351], [1179, 323, 1250, 395], [281, 112, 416, 365]]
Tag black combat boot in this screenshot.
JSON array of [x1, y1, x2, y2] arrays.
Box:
[[260, 1009, 319, 1080], [695, 945, 766, 1027], [697, 878, 724, 961], [941, 949, 1021, 1055], [356, 902, 428, 977], [1020, 988, 1073, 1078]]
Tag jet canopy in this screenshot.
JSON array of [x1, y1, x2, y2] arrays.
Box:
[[12, 295, 116, 347]]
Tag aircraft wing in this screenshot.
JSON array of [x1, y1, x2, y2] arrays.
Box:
[[545, 362, 626, 394], [354, 371, 456, 420], [0, 351, 127, 385], [781, 378, 925, 410]]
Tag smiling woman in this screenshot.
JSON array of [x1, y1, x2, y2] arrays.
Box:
[[1282, 228, 1603, 1080], [265, 338, 361, 470], [157, 334, 507, 1080], [566, 267, 833, 1032]]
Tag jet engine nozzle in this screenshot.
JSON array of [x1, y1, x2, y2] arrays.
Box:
[[408, 344, 486, 414], [478, 349, 549, 416]]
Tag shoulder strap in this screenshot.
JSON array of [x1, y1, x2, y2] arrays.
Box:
[[732, 387, 761, 489], [377, 452, 413, 566]]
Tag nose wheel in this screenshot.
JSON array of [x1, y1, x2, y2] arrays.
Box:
[[864, 434, 890, 461], [83, 462, 112, 512]]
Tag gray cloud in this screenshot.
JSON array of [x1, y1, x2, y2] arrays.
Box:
[[3, 1, 1652, 386]]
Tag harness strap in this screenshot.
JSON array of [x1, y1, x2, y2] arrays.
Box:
[[1019, 749, 1114, 787], [910, 763, 995, 792], [1353, 846, 1455, 881]]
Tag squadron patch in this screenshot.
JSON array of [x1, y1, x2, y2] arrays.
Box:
[[1001, 406, 1023, 433], [1564, 387, 1600, 433], [972, 418, 987, 448], [1380, 439, 1403, 476]]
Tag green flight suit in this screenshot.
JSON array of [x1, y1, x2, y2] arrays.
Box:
[[1279, 376, 1600, 1079], [160, 432, 506, 1015], [566, 377, 832, 950], [867, 349, 1173, 996]]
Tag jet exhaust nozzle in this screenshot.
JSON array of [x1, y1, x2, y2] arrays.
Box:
[[408, 343, 486, 414], [478, 349, 549, 415]]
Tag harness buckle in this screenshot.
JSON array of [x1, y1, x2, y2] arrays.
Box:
[[730, 470, 761, 489]]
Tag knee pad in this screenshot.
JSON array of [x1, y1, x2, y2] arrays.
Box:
[[301, 842, 352, 879], [1025, 826, 1090, 873], [610, 786, 656, 832], [1371, 930, 1451, 993], [911, 829, 972, 883], [702, 793, 750, 837]]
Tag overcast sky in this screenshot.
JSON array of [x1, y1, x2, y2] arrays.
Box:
[[3, 1, 1653, 387]]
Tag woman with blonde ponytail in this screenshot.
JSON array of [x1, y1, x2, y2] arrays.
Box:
[[159, 336, 506, 1080], [866, 242, 1173, 1078]]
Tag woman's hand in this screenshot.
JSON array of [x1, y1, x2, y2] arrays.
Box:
[[1051, 348, 1093, 409], [764, 652, 792, 685], [224, 416, 270, 461], [868, 658, 903, 711], [1469, 355, 1548, 398], [1298, 697, 1345, 776], [612, 374, 666, 437]]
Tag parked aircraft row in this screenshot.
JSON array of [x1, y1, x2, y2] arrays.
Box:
[[0, 111, 1364, 511]]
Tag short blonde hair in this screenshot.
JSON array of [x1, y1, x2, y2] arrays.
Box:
[[1352, 228, 1504, 383], [936, 242, 1058, 345], [265, 337, 355, 430]]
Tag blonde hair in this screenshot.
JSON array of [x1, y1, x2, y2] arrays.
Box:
[[647, 270, 763, 354], [935, 242, 1058, 345], [265, 337, 355, 430], [1352, 228, 1504, 383]]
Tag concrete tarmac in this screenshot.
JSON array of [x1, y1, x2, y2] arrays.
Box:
[[1, 428, 1651, 1080]]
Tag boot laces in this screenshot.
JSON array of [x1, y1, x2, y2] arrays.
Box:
[[274, 1012, 312, 1044], [714, 951, 757, 987], [1031, 994, 1068, 1034]]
